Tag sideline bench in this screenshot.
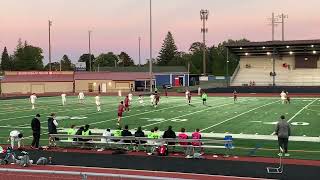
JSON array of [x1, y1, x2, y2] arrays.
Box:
[[49, 134, 234, 156]]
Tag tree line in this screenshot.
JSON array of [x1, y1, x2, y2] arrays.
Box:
[[1, 34, 249, 75]]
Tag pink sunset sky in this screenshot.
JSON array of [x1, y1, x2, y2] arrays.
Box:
[[0, 0, 320, 64]]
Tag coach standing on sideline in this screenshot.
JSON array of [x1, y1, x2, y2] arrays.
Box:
[[275, 115, 291, 157], [31, 114, 41, 149]]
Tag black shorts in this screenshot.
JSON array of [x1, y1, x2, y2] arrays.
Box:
[[202, 99, 206, 101]]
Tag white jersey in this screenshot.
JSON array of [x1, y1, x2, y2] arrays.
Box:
[[95, 96, 101, 105], [78, 92, 85, 99], [150, 94, 155, 103], [30, 95, 37, 104], [280, 92, 287, 99], [198, 87, 201, 95], [10, 130, 20, 138], [128, 93, 133, 101], [118, 90, 122, 97], [185, 91, 190, 99], [138, 96, 144, 104], [61, 94, 66, 100]]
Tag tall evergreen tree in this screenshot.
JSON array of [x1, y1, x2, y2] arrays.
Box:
[[1, 47, 12, 70], [60, 55, 74, 70], [118, 52, 134, 66], [157, 31, 178, 65], [13, 40, 44, 70], [78, 54, 95, 71]]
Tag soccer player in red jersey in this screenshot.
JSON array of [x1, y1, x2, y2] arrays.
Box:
[[233, 90, 238, 103], [124, 95, 130, 111], [117, 101, 125, 125], [154, 93, 160, 108]]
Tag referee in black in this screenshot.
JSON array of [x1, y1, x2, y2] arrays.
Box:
[[31, 114, 41, 149]]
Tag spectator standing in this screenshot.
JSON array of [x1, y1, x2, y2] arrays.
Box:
[[31, 114, 41, 149], [275, 115, 291, 157], [48, 113, 58, 146]]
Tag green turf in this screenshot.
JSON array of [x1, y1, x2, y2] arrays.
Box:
[[0, 95, 319, 160]]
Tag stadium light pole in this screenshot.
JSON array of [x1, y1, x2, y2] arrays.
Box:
[[149, 0, 153, 92], [48, 20, 52, 71], [88, 30, 92, 72], [278, 13, 288, 41], [200, 9, 209, 75], [226, 48, 229, 87], [139, 37, 141, 67]]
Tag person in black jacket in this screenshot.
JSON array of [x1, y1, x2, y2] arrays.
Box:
[[121, 125, 132, 143], [163, 126, 177, 152], [47, 113, 58, 146], [31, 114, 41, 149]]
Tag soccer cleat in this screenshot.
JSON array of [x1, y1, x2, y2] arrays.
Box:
[[278, 153, 283, 157], [284, 153, 290, 157]]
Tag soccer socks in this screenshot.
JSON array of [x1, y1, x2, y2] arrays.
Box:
[[32, 105, 35, 109], [97, 106, 101, 111]]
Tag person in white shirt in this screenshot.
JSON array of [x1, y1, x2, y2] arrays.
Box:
[[30, 93, 37, 110], [280, 91, 287, 104], [95, 95, 101, 111], [185, 89, 190, 104], [150, 94, 155, 105], [8, 130, 23, 149], [198, 87, 201, 96], [118, 90, 122, 97], [61, 93, 67, 106], [128, 92, 133, 105], [78, 92, 85, 104], [138, 95, 144, 106], [101, 128, 112, 143]]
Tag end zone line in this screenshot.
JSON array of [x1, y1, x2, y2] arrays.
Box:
[[201, 101, 279, 132], [271, 98, 318, 135]]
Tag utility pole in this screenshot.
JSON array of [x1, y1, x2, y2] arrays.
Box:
[[48, 20, 52, 71], [149, 0, 153, 92], [138, 37, 141, 67], [88, 30, 92, 72], [200, 9, 209, 75]]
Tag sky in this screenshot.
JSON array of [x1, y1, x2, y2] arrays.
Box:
[[0, 0, 320, 65]]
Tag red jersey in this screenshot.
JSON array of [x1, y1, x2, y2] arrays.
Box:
[[124, 97, 129, 106], [191, 132, 201, 146], [118, 104, 124, 113], [178, 133, 188, 146], [233, 92, 237, 97]]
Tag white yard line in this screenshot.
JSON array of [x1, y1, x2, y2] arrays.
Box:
[[271, 98, 318, 135], [200, 101, 279, 132], [140, 99, 253, 129], [288, 99, 318, 123]]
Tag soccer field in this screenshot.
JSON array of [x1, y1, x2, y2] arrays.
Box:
[[1, 95, 320, 159]]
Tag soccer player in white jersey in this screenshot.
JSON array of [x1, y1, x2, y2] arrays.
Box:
[[118, 90, 122, 97], [30, 93, 37, 110], [95, 95, 101, 111], [150, 93, 155, 105], [185, 89, 190, 104], [61, 93, 67, 106], [128, 92, 133, 105], [280, 91, 287, 104], [78, 92, 85, 104], [138, 95, 144, 106]]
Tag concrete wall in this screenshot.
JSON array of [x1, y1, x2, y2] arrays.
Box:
[[75, 80, 134, 93], [1, 82, 73, 94], [240, 56, 295, 69]]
